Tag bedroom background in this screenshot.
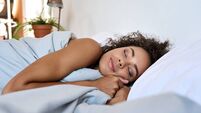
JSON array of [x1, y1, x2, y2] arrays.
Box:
[[55, 0, 201, 47], [1, 0, 201, 47], [1, 0, 201, 108]]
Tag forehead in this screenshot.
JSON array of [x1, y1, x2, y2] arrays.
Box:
[[129, 46, 147, 54]]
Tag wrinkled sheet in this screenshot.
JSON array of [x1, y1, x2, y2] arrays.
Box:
[[0, 85, 110, 113], [0, 86, 201, 113]]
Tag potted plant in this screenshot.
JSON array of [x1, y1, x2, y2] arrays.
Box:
[[13, 11, 65, 39]]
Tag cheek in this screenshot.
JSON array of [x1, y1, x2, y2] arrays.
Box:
[[117, 69, 128, 79], [98, 55, 109, 75], [117, 69, 137, 83]]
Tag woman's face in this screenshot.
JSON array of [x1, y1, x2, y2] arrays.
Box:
[[99, 46, 151, 84]]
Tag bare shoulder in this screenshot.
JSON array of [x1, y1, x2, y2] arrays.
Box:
[[56, 38, 102, 71]]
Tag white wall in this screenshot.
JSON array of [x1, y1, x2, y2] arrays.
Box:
[[24, 0, 50, 19], [57, 0, 201, 47]]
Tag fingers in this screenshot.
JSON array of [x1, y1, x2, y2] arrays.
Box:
[[110, 90, 116, 98], [112, 76, 122, 89], [108, 77, 121, 97], [112, 77, 129, 97], [95, 76, 128, 98], [111, 73, 129, 85], [113, 76, 128, 89], [118, 80, 124, 89], [112, 77, 124, 92], [119, 77, 129, 84]]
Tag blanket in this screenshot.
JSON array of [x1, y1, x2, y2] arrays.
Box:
[[0, 85, 110, 113], [0, 88, 201, 113]]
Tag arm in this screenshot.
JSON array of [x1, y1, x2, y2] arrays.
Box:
[[2, 38, 102, 94]]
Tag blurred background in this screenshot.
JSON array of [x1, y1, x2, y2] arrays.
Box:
[[1, 0, 201, 47]]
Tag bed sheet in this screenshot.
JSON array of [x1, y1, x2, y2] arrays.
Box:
[[0, 88, 200, 113]]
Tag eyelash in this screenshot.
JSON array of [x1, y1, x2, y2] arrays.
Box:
[[124, 49, 132, 77], [128, 67, 132, 77]]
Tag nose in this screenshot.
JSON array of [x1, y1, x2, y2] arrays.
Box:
[[118, 59, 126, 69]]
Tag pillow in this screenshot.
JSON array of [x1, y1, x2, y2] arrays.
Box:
[[128, 39, 201, 105]]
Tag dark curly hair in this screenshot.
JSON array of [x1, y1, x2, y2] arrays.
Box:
[[102, 31, 170, 65]]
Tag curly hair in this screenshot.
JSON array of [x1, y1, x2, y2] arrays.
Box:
[[102, 31, 170, 64]]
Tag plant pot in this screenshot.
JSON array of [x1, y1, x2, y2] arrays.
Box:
[[32, 25, 52, 38]]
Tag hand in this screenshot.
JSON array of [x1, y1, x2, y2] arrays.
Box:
[[106, 86, 130, 105], [93, 76, 123, 97]]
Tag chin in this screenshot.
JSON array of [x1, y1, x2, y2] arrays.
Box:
[[99, 66, 107, 75], [100, 68, 113, 77], [99, 65, 109, 76]]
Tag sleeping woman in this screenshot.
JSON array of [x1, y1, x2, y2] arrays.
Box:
[[0, 31, 170, 105]]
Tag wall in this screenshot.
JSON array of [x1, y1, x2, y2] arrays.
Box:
[[57, 0, 201, 47]]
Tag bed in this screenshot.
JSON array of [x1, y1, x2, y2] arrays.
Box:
[[1, 0, 201, 112], [0, 31, 201, 113], [0, 34, 201, 113]]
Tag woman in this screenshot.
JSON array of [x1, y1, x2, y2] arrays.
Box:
[[0, 31, 169, 104]]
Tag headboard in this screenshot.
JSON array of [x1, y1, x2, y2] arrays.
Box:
[[59, 0, 201, 47]]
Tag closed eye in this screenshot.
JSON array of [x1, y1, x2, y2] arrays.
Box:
[[127, 67, 133, 78]]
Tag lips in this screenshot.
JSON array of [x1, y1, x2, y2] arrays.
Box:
[[109, 57, 115, 72]]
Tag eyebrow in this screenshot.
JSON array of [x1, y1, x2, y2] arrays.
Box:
[[130, 47, 135, 57]]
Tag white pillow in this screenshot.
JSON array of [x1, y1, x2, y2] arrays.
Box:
[[128, 39, 201, 105]]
